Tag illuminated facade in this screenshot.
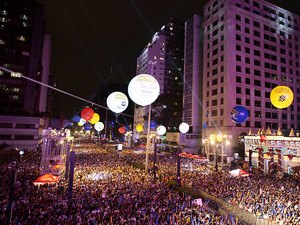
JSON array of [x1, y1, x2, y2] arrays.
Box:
[[202, 0, 300, 153], [244, 129, 300, 174], [0, 0, 52, 150], [134, 18, 184, 139], [183, 15, 203, 153], [0, 0, 52, 114]]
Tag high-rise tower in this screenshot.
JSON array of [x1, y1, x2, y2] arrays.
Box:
[[202, 0, 300, 152], [0, 0, 52, 150], [0, 0, 51, 114], [183, 15, 204, 153], [134, 18, 184, 139]]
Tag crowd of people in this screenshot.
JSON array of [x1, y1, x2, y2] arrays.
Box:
[[1, 142, 299, 224], [1, 143, 241, 225], [143, 150, 300, 225]]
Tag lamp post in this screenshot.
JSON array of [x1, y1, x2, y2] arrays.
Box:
[[153, 135, 158, 182], [209, 135, 216, 171], [127, 70, 159, 174], [215, 143, 218, 171], [145, 61, 157, 173], [154, 125, 166, 180], [224, 140, 230, 169], [176, 146, 182, 186], [202, 139, 207, 156], [68, 144, 75, 205], [210, 133, 228, 171], [145, 105, 152, 173], [177, 122, 189, 186], [6, 161, 17, 225], [248, 145, 253, 178]]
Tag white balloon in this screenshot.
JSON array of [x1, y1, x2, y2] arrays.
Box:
[[94, 122, 104, 132], [106, 92, 129, 113], [157, 125, 166, 136], [179, 122, 189, 134], [79, 118, 86, 124], [128, 74, 160, 106]]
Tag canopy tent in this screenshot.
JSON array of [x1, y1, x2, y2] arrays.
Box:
[[33, 173, 59, 186], [229, 168, 249, 177]]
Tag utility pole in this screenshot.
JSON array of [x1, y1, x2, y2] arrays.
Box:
[[145, 61, 157, 173]]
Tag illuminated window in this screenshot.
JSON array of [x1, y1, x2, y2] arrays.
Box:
[[0, 10, 7, 15], [11, 72, 22, 78], [21, 15, 28, 20], [12, 88, 20, 92], [17, 36, 26, 41], [11, 95, 19, 100]]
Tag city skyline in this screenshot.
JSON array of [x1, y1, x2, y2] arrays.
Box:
[[35, 0, 300, 118]]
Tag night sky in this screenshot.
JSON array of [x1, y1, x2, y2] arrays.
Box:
[[36, 0, 300, 118]]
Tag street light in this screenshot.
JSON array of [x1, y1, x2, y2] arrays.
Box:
[[152, 134, 160, 182], [210, 133, 228, 171], [127, 72, 159, 173], [248, 145, 253, 178], [153, 125, 166, 180]]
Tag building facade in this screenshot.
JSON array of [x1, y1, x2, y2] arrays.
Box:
[[0, 115, 45, 150], [0, 0, 52, 150], [202, 0, 300, 156], [183, 15, 204, 153], [134, 18, 185, 140], [244, 130, 300, 174]]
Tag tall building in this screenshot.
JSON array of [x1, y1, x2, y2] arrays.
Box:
[[202, 0, 300, 154], [183, 15, 204, 153], [0, 0, 52, 150], [134, 18, 185, 140]]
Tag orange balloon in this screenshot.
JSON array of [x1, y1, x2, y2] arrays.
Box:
[[118, 126, 126, 134]]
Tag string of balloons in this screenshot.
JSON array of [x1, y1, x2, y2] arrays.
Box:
[[0, 66, 133, 118]]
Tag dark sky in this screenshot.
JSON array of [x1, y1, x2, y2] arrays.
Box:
[[36, 0, 299, 118]]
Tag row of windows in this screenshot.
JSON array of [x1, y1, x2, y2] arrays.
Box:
[[206, 108, 294, 120], [236, 33, 298, 50], [237, 53, 278, 62], [0, 135, 35, 140], [206, 74, 298, 88], [204, 120, 295, 130], [235, 11, 298, 32], [206, 97, 296, 110], [234, 3, 298, 30], [0, 123, 36, 128], [206, 1, 298, 27], [235, 34, 299, 55]]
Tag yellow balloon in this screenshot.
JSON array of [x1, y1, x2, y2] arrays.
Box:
[[136, 124, 143, 132], [78, 122, 84, 126], [90, 113, 100, 124], [270, 86, 294, 109]]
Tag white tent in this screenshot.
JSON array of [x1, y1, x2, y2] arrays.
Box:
[[229, 168, 249, 177]]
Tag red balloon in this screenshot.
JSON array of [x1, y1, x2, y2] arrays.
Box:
[[118, 126, 126, 134], [260, 135, 266, 143], [81, 107, 94, 121]]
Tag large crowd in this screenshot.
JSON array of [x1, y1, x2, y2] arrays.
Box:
[[0, 142, 299, 224]]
